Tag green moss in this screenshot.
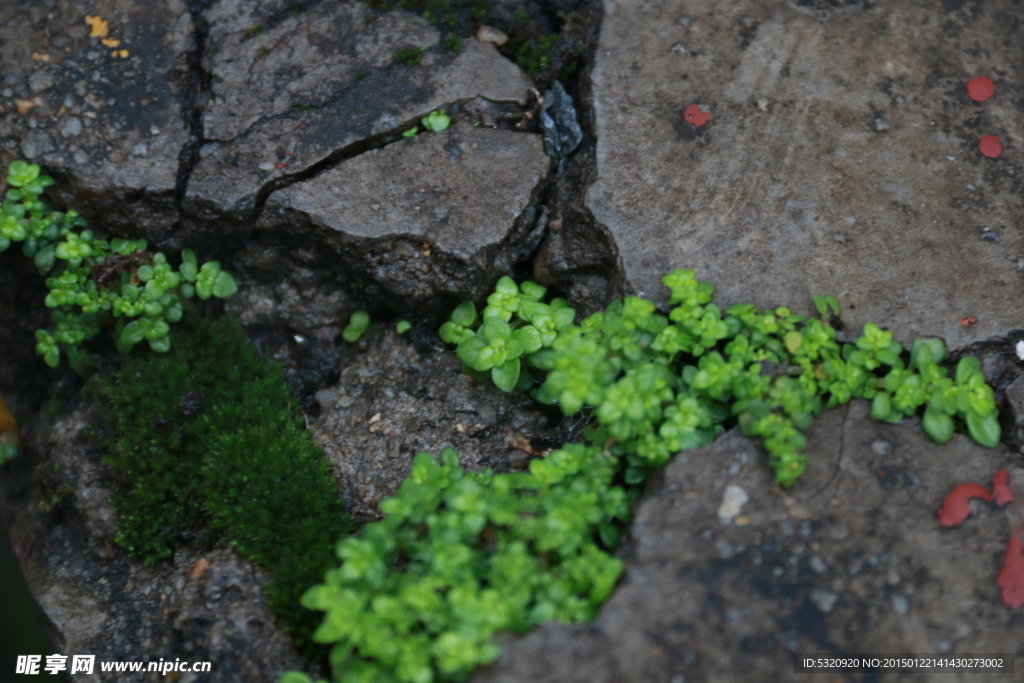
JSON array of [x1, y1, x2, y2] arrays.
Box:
[[93, 319, 354, 652], [393, 46, 426, 66]]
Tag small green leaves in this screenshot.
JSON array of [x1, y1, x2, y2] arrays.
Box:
[[421, 110, 451, 132], [966, 410, 1001, 448], [396, 320, 412, 334], [813, 294, 840, 318], [301, 443, 626, 683], [6, 160, 238, 366], [343, 310, 371, 342], [492, 357, 521, 392], [402, 126, 419, 138]]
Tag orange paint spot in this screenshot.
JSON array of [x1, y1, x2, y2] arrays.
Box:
[[979, 134, 1003, 159], [937, 482, 992, 527], [991, 468, 1013, 507], [276, 162, 286, 169], [998, 529, 1024, 609], [966, 76, 995, 103], [959, 316, 978, 328], [684, 104, 710, 127]]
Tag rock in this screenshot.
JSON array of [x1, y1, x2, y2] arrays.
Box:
[[473, 401, 1022, 682], [2, 404, 313, 682], [312, 327, 557, 519], [539, 82, 583, 175], [185, 1, 532, 228], [585, 0, 1024, 347], [257, 123, 549, 307], [0, 0, 192, 241]]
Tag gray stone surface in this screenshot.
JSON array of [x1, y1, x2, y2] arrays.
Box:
[[586, 0, 1024, 347], [312, 326, 558, 519], [258, 123, 549, 305], [186, 5, 532, 224], [474, 400, 1024, 683], [0, 0, 192, 238]]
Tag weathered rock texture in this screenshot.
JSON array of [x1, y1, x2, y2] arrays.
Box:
[[312, 326, 559, 519], [586, 0, 1024, 347], [0, 0, 193, 238], [475, 400, 1024, 683], [186, 0, 532, 226], [258, 123, 549, 307]]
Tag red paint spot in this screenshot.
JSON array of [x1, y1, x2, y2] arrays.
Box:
[[684, 104, 710, 127], [998, 529, 1024, 609], [992, 468, 1013, 507], [285, 150, 293, 156], [276, 162, 286, 169], [959, 316, 978, 328], [966, 76, 996, 103], [937, 482, 993, 527], [979, 134, 1003, 159]]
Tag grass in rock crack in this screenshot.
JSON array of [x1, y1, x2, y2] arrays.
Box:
[[91, 318, 354, 654]]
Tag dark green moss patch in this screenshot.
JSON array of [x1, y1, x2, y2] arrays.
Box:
[[92, 319, 354, 652]]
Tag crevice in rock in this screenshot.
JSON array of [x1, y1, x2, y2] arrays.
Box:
[[522, 0, 623, 316], [169, 0, 215, 251], [247, 95, 530, 223]]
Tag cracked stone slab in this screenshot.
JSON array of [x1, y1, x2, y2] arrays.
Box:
[[257, 123, 549, 305], [587, 0, 1024, 348], [0, 0, 192, 239], [186, 0, 531, 226], [473, 400, 1022, 683]]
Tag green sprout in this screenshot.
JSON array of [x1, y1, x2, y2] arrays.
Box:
[[421, 110, 451, 132], [396, 320, 411, 334], [343, 310, 371, 342], [402, 127, 419, 138]]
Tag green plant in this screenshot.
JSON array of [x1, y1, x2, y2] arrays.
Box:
[[440, 270, 1001, 487], [421, 111, 451, 132], [1, 161, 238, 368], [442, 33, 461, 51], [396, 320, 411, 334], [343, 310, 371, 342], [402, 127, 419, 138], [290, 443, 627, 683], [287, 271, 1004, 682], [94, 319, 354, 653], [394, 47, 425, 66]]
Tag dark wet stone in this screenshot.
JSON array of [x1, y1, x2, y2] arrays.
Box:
[[257, 123, 549, 308], [0, 0, 192, 240], [186, 3, 531, 230], [473, 401, 1022, 682]]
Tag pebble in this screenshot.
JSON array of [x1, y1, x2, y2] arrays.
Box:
[[810, 588, 838, 613], [809, 555, 828, 574], [20, 130, 54, 159], [717, 483, 749, 525], [980, 228, 1000, 243], [60, 116, 82, 138], [475, 26, 508, 46], [872, 439, 891, 456], [28, 70, 54, 92]]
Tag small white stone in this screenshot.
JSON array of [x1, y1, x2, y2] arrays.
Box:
[[717, 484, 749, 525], [1015, 340, 1024, 361]]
